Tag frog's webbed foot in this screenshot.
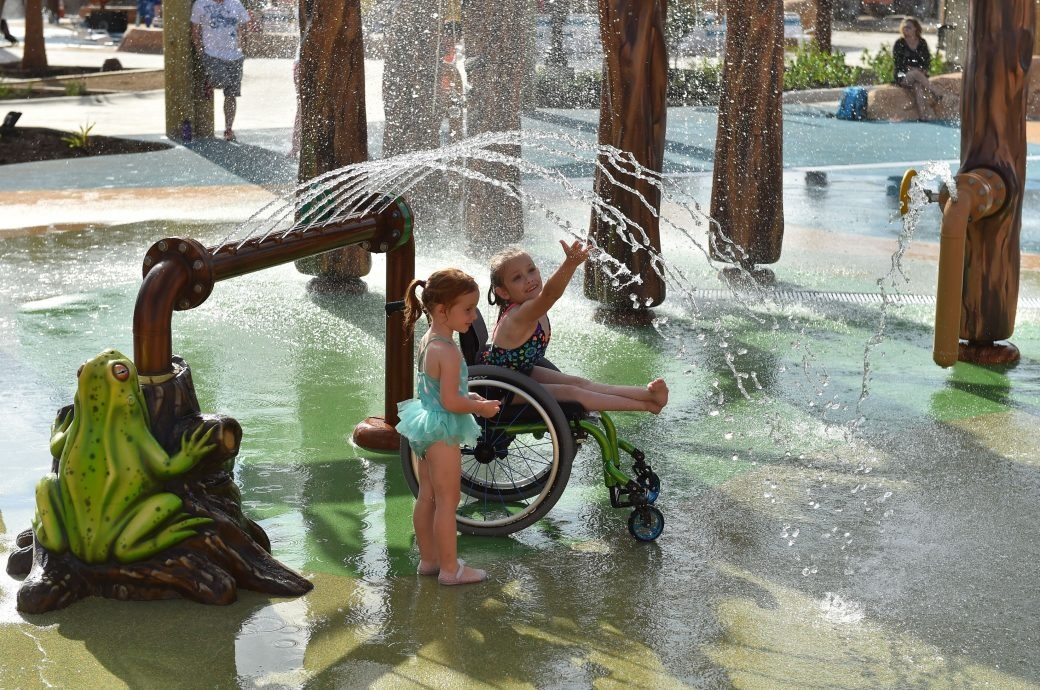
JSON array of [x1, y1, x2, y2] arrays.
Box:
[[158, 424, 218, 477], [112, 494, 212, 564]]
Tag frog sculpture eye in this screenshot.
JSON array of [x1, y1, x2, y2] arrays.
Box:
[[112, 362, 130, 381]]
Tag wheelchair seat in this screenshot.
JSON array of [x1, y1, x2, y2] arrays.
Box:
[[460, 310, 586, 422]]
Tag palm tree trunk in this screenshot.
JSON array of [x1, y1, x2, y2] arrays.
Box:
[[22, 0, 48, 72]]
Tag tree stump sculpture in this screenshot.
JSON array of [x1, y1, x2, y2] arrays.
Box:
[[584, 0, 668, 312], [955, 0, 1034, 364], [7, 351, 311, 613], [463, 0, 527, 247], [293, 0, 372, 289]]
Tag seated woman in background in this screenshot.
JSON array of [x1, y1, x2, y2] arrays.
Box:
[[893, 17, 945, 121]]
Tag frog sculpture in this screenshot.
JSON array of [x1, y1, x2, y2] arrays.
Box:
[[7, 349, 313, 613], [33, 349, 215, 564]]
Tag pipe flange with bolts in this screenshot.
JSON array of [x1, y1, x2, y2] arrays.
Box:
[[142, 237, 216, 311]]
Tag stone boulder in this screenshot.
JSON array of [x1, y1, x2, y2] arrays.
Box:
[[118, 27, 164, 55], [868, 58, 1040, 121], [866, 72, 962, 121]]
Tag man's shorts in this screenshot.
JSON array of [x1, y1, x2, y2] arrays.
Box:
[[201, 54, 244, 97]]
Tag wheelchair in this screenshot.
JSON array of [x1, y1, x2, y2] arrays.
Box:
[[399, 310, 664, 542]]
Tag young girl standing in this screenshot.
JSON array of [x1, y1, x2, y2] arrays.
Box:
[[396, 269, 501, 586], [483, 240, 669, 413]]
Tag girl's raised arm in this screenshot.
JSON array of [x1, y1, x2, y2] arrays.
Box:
[[511, 240, 590, 324]]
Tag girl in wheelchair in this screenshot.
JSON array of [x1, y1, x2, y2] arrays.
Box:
[[395, 269, 502, 585], [483, 241, 669, 414]]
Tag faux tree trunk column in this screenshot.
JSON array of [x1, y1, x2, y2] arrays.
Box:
[[709, 0, 784, 269], [814, 0, 833, 53], [294, 0, 371, 283], [382, 0, 440, 157], [958, 0, 1034, 358], [164, 0, 213, 140], [463, 0, 527, 248], [584, 0, 668, 309]]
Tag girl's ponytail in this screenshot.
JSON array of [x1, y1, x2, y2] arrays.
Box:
[[402, 279, 426, 335]]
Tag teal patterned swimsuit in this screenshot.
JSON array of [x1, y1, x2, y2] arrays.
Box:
[[481, 305, 551, 374], [396, 335, 481, 456]]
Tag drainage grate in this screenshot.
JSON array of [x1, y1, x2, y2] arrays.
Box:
[[695, 289, 1040, 310]]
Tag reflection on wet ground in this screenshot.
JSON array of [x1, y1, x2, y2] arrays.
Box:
[[2, 203, 1039, 687]]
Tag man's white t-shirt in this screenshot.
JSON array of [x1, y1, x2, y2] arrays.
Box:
[[191, 0, 251, 61]]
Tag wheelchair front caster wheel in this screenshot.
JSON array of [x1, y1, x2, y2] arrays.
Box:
[[637, 470, 660, 504], [628, 506, 664, 541]]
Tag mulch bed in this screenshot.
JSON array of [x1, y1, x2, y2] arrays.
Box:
[[0, 127, 171, 165]]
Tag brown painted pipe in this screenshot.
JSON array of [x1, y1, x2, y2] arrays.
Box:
[[383, 235, 415, 424], [133, 199, 412, 377], [933, 169, 1006, 367]]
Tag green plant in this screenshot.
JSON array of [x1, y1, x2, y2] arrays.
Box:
[[61, 122, 95, 149], [533, 62, 722, 109], [860, 45, 895, 85], [667, 61, 721, 105], [64, 80, 87, 96], [784, 42, 862, 90], [860, 46, 950, 86], [929, 49, 947, 77], [533, 67, 601, 109]]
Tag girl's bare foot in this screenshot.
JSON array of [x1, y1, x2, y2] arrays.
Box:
[[438, 559, 488, 586], [647, 378, 669, 412]]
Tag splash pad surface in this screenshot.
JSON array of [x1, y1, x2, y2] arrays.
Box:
[[2, 117, 1040, 687]]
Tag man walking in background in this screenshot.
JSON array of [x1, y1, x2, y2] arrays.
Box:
[[191, 0, 253, 141]]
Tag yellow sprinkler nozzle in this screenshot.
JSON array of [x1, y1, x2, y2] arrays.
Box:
[[898, 168, 917, 216]]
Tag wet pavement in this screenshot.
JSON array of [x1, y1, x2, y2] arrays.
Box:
[[2, 17, 1040, 690]]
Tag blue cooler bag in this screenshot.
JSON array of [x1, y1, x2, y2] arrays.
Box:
[[836, 86, 868, 121]]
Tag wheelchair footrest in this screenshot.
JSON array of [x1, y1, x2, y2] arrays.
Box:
[[608, 458, 660, 509]]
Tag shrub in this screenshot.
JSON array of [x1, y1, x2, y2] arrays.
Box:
[[859, 45, 950, 86], [61, 122, 95, 149], [784, 42, 862, 90], [533, 67, 600, 108], [64, 80, 88, 96], [532, 62, 722, 108], [667, 62, 721, 106]]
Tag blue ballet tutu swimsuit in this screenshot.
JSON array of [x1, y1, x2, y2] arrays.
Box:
[[396, 335, 482, 457]]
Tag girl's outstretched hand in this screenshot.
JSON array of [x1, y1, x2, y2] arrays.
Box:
[[559, 239, 591, 265]]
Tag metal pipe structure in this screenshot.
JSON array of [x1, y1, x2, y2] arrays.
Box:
[[133, 198, 413, 424], [952, 0, 1033, 365], [932, 170, 1006, 367]]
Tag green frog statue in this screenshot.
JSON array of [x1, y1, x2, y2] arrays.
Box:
[[33, 349, 217, 564], [10, 347, 312, 613]]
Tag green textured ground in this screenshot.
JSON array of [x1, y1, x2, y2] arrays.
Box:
[[2, 200, 1039, 688]]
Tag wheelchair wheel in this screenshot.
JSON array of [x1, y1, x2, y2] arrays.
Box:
[[400, 365, 576, 537], [628, 506, 664, 542]]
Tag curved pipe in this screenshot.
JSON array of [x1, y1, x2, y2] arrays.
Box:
[[133, 198, 413, 378], [133, 255, 193, 379], [933, 169, 1006, 367]]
